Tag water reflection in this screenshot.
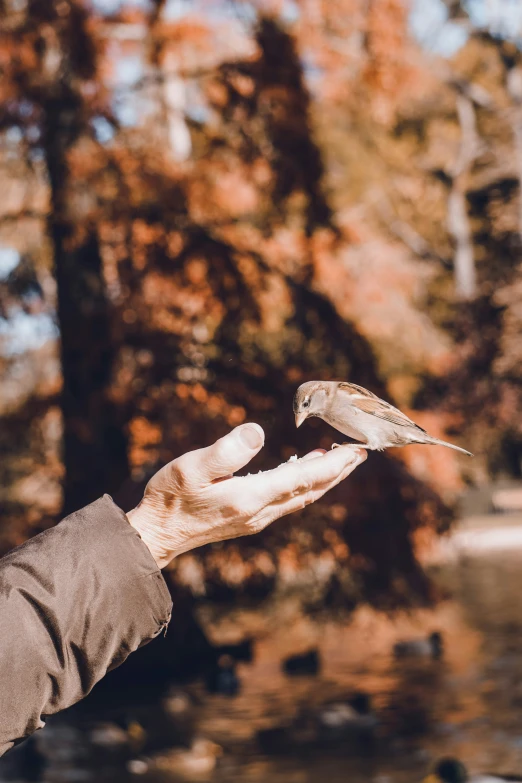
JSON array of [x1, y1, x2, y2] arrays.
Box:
[[4, 513, 522, 782]]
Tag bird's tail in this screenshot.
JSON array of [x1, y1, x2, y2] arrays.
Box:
[[420, 436, 473, 457]]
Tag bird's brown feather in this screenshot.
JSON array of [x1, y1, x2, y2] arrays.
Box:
[[338, 384, 427, 433], [338, 382, 379, 399]]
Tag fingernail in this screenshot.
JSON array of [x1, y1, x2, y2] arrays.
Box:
[[238, 424, 264, 449], [344, 447, 366, 463]]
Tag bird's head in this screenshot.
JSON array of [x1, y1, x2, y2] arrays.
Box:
[[293, 381, 331, 428], [423, 759, 468, 783]]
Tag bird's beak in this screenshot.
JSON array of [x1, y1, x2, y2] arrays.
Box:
[[295, 411, 308, 429], [421, 776, 440, 783]]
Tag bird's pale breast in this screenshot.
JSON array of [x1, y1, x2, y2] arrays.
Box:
[[323, 399, 411, 450], [322, 405, 369, 443]]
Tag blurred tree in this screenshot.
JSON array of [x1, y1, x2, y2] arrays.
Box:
[[420, 3, 522, 473], [1, 0, 130, 513], [1, 0, 469, 613]]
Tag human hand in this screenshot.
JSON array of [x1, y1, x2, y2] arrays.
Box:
[[126, 423, 366, 568]]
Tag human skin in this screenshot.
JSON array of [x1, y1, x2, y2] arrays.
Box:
[[127, 423, 367, 568]]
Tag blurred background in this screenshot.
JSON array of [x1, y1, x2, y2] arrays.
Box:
[[2, 0, 522, 780]]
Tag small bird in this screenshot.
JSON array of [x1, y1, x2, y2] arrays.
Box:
[[423, 758, 522, 783], [282, 648, 321, 677], [130, 738, 223, 777], [215, 637, 254, 663], [317, 692, 378, 738], [257, 692, 376, 754], [393, 631, 443, 659], [205, 654, 240, 696], [294, 381, 473, 456]]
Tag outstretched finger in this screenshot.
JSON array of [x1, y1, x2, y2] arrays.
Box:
[[210, 449, 323, 485], [248, 445, 366, 506], [300, 448, 327, 462], [250, 453, 365, 532]]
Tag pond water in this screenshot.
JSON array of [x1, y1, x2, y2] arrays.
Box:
[[3, 512, 522, 783]]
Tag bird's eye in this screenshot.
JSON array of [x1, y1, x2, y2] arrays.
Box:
[[303, 399, 310, 408]]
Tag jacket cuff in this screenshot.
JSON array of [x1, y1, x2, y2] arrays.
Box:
[[0, 495, 173, 753], [86, 494, 173, 659], [42, 493, 173, 681]]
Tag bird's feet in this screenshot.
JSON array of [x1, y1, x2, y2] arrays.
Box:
[[331, 442, 363, 450]]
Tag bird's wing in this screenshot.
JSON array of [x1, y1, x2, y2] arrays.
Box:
[[479, 777, 522, 783], [338, 383, 427, 432], [477, 777, 522, 783], [338, 382, 380, 400]]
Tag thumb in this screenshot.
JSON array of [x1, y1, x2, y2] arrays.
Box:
[[191, 423, 265, 483]]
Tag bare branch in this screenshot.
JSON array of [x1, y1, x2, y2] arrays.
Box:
[[375, 196, 451, 268], [447, 95, 479, 300], [0, 210, 46, 225]]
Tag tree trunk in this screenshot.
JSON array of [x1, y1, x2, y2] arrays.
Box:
[[42, 92, 129, 515]]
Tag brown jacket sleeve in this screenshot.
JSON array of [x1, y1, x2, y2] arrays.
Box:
[[0, 495, 172, 755]]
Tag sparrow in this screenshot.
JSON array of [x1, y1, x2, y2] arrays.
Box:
[[393, 630, 443, 659], [293, 381, 473, 456], [422, 757, 522, 783]]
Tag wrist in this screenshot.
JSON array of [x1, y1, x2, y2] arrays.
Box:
[[126, 505, 176, 569]]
